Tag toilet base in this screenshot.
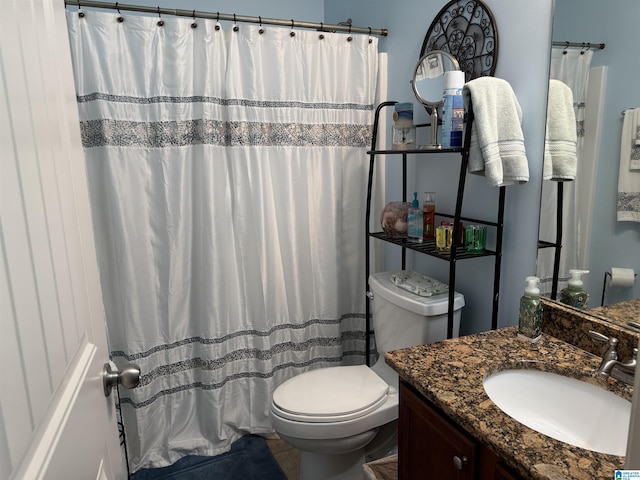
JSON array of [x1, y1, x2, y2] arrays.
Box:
[[278, 421, 398, 480]]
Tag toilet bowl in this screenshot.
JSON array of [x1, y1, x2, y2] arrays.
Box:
[[270, 271, 464, 480]]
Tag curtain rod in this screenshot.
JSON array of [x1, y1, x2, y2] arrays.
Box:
[[64, 0, 389, 37], [552, 41, 605, 50]]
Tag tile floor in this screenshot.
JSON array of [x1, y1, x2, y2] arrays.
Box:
[[265, 438, 301, 480]]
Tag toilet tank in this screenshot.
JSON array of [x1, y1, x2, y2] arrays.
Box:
[[368, 271, 465, 355]]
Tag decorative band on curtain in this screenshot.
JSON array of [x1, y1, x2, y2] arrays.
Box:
[[66, 9, 380, 471]]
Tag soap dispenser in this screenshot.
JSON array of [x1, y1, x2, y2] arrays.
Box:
[[518, 276, 542, 342], [559, 269, 590, 309], [407, 192, 423, 242]]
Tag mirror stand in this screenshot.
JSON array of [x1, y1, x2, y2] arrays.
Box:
[[426, 107, 441, 150]]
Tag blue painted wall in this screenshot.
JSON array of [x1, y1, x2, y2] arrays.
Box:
[[326, 0, 554, 334], [74, 0, 323, 22], [553, 0, 640, 305]]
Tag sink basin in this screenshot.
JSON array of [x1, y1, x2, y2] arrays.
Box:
[[483, 369, 631, 456]]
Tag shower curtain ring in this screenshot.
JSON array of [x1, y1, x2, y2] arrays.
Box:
[[347, 24, 352, 42], [156, 7, 164, 26], [78, 1, 85, 17], [258, 16, 264, 34], [233, 14, 239, 31], [115, 3, 124, 23], [368, 27, 372, 43], [290, 19, 295, 37], [191, 9, 197, 28]]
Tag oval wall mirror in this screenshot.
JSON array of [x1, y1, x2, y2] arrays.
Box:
[[420, 0, 498, 82]]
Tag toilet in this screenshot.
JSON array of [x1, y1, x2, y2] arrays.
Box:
[[270, 271, 465, 480]]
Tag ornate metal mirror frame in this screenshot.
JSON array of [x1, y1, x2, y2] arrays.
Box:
[[421, 0, 498, 82]]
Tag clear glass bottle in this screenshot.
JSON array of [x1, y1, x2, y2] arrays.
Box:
[[423, 192, 436, 241]]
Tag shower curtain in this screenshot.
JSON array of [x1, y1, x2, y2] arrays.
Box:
[[66, 10, 381, 471], [537, 48, 594, 296]]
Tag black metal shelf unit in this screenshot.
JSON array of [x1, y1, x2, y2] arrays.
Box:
[[364, 101, 506, 365], [537, 182, 564, 300]]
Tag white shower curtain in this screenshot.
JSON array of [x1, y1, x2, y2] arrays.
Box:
[[537, 48, 594, 296], [66, 10, 380, 471]]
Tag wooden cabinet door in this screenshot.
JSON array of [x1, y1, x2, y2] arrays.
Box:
[[399, 381, 477, 480]]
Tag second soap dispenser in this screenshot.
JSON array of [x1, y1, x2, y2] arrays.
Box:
[[559, 269, 590, 308]]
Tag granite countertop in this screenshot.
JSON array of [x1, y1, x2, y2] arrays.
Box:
[[385, 327, 634, 480], [541, 298, 640, 360], [591, 298, 640, 331]]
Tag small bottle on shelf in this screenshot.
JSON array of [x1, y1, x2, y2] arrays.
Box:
[[441, 71, 465, 149], [422, 192, 436, 241], [407, 192, 423, 242]]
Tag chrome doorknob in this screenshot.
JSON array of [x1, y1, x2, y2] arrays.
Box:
[[103, 363, 140, 397]]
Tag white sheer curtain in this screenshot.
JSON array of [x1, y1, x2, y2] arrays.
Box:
[[538, 48, 594, 296], [66, 10, 381, 472]]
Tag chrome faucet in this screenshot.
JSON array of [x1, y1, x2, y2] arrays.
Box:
[[588, 330, 638, 385]]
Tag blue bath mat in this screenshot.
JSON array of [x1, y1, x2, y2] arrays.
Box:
[[131, 435, 287, 480]]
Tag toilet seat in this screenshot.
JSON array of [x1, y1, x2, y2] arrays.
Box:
[[272, 365, 389, 423]]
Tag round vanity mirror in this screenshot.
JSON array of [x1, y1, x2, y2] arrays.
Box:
[[411, 50, 460, 149], [412, 50, 460, 109]]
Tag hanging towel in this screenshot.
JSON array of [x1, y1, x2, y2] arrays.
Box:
[[462, 77, 529, 187], [543, 80, 578, 181], [617, 107, 640, 222]]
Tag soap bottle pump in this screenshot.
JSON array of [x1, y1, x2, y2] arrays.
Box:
[[518, 276, 542, 342], [559, 269, 590, 309], [407, 192, 423, 242]]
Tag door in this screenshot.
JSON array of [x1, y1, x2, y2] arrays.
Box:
[[0, 1, 127, 479]]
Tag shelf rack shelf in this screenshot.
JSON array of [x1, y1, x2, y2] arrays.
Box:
[[364, 101, 505, 365]]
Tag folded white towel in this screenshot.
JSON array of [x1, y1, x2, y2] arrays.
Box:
[[617, 107, 640, 222], [462, 77, 529, 187], [543, 80, 577, 181]]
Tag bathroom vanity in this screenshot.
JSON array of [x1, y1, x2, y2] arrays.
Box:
[[399, 380, 519, 479], [386, 323, 635, 479]]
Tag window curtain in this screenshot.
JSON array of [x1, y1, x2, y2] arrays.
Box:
[[66, 10, 381, 472], [537, 48, 594, 296]]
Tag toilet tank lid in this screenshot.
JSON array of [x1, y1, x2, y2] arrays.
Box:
[[368, 271, 465, 316]]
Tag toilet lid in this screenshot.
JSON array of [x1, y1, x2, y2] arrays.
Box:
[[272, 365, 389, 423]]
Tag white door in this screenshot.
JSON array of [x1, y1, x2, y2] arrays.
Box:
[[0, 1, 128, 479]]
